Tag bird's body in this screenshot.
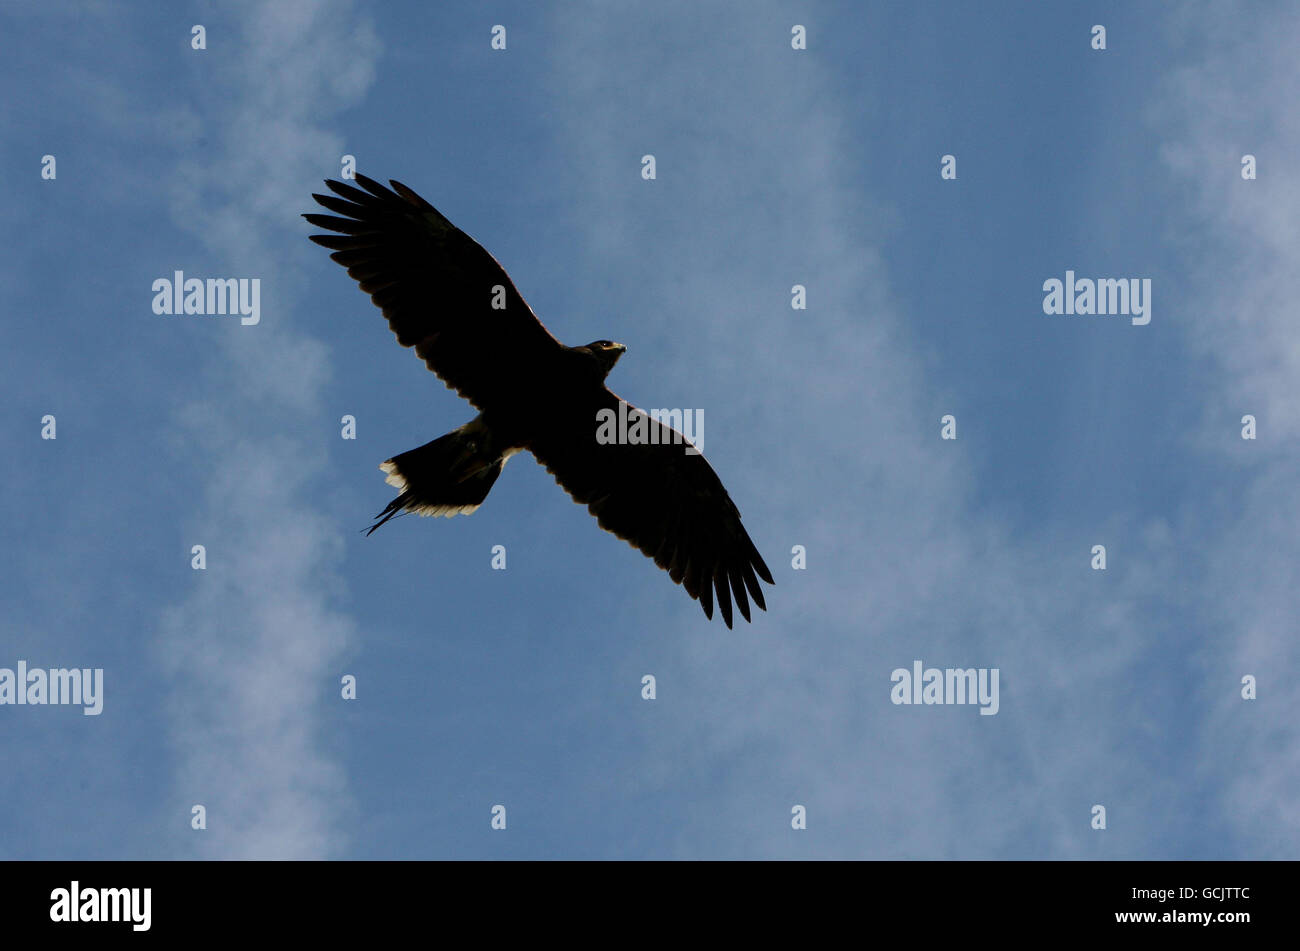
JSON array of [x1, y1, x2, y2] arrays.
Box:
[[305, 173, 772, 627]]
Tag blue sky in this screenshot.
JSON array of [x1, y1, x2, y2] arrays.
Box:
[[1, 0, 1295, 859]]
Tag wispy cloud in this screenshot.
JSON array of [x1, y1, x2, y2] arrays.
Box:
[[1156, 1, 1300, 857], [154, 0, 379, 858], [543, 2, 1184, 858]]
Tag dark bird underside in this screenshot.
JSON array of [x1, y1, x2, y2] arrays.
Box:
[[305, 173, 772, 627]]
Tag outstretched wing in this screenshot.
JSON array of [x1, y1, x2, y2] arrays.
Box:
[[529, 393, 773, 628], [304, 174, 564, 412]]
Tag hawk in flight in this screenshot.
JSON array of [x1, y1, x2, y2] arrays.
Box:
[[305, 174, 772, 627]]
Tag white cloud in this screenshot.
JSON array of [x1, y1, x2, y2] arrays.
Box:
[[154, 0, 379, 858], [1156, 2, 1300, 857], [544, 3, 1180, 858]]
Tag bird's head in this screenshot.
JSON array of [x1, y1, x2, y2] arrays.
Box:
[[584, 339, 627, 377]]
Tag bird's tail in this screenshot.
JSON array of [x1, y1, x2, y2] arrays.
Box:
[[366, 417, 514, 534]]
